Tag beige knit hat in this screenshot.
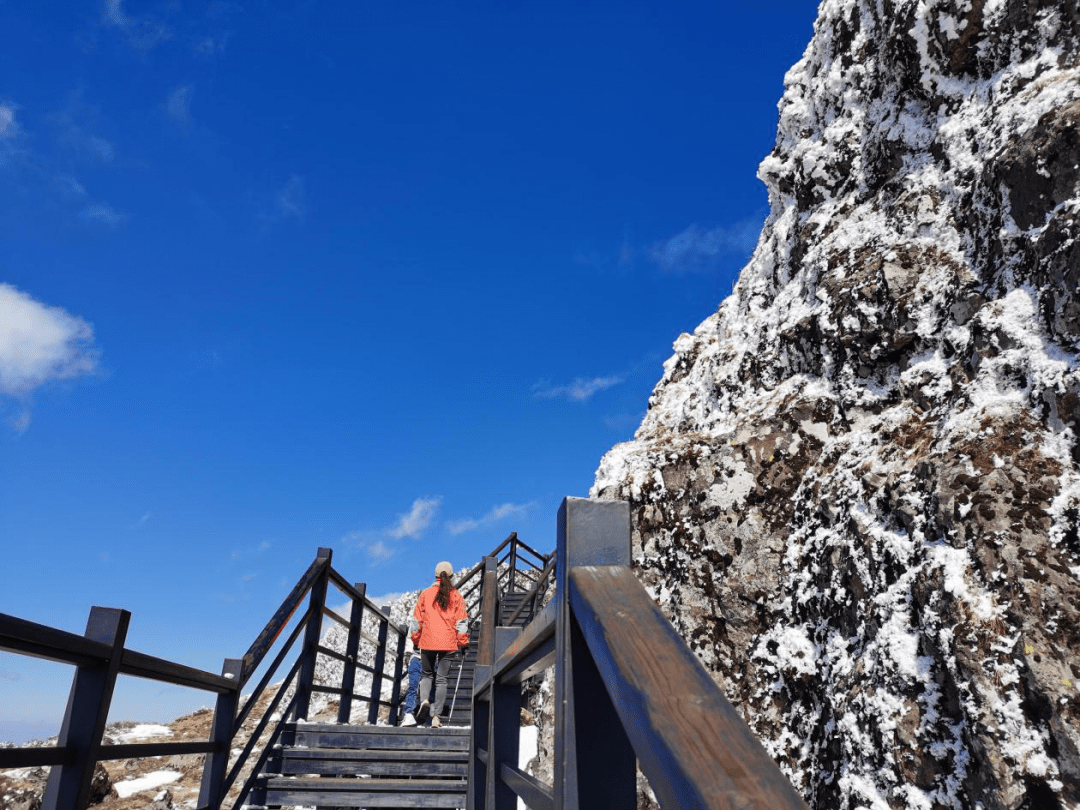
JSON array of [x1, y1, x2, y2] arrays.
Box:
[[435, 561, 453, 578]]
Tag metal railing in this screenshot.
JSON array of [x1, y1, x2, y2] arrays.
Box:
[[468, 497, 810, 810], [0, 547, 407, 810]]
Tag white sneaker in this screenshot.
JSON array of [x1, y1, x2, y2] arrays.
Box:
[[400, 714, 417, 727], [430, 715, 442, 728]]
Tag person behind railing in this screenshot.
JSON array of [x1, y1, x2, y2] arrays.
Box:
[[398, 641, 424, 727], [412, 560, 470, 728]]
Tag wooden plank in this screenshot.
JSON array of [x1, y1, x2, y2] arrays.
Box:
[[292, 730, 469, 751], [43, 607, 129, 810], [480, 601, 555, 693], [266, 776, 466, 792], [322, 605, 350, 627], [241, 553, 327, 683], [232, 607, 308, 733], [0, 747, 73, 769], [316, 643, 349, 663], [476, 565, 499, 667], [500, 762, 554, 810], [0, 613, 110, 667], [569, 565, 809, 810], [285, 747, 469, 762], [264, 788, 467, 808], [280, 759, 467, 777], [119, 649, 237, 693]]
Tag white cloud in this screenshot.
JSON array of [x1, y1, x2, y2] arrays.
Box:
[[102, 0, 171, 49], [81, 201, 127, 228], [0, 284, 99, 398], [0, 104, 18, 137], [447, 502, 535, 536], [532, 375, 623, 402], [10, 410, 31, 433], [166, 86, 192, 125], [102, 0, 130, 27], [275, 176, 304, 218], [650, 219, 762, 273], [387, 496, 442, 540]]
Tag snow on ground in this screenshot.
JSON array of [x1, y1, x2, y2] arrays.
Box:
[[112, 770, 182, 798]]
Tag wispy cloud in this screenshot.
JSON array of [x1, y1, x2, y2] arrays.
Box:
[[101, 0, 171, 49], [166, 85, 193, 125], [258, 176, 306, 229], [275, 176, 304, 218], [650, 219, 762, 273], [130, 511, 152, 529], [532, 375, 623, 402], [388, 496, 442, 540], [0, 103, 18, 138], [447, 502, 535, 536], [9, 410, 31, 433], [81, 201, 127, 228], [0, 284, 100, 402]]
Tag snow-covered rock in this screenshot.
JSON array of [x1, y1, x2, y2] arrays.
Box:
[[593, 1, 1080, 808]]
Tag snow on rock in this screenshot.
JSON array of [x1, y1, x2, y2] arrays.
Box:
[[112, 771, 182, 799], [592, 1, 1080, 808], [111, 724, 173, 743]]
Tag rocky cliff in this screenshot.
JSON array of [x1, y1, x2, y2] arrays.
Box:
[[592, 1, 1080, 808]]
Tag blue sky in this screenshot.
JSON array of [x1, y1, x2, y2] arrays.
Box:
[[0, 0, 819, 742]]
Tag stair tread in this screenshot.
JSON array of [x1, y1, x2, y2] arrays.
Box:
[[266, 776, 465, 792], [290, 723, 469, 735], [282, 747, 469, 762]]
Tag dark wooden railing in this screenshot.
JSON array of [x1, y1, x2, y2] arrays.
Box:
[[455, 533, 552, 621], [468, 497, 810, 810], [0, 547, 407, 810]]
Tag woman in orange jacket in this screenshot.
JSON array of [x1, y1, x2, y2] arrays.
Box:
[[411, 561, 470, 727]]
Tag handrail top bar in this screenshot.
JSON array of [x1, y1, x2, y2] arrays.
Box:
[[568, 564, 809, 810], [325, 569, 404, 634], [240, 553, 329, 681], [479, 599, 556, 694], [0, 613, 237, 695], [0, 612, 113, 667]]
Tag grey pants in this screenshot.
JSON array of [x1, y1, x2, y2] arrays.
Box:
[[419, 649, 455, 718]]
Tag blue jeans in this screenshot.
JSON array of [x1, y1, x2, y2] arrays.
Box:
[[403, 657, 422, 716]]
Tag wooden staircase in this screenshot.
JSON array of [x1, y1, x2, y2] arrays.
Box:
[[250, 587, 542, 807], [260, 724, 469, 808]]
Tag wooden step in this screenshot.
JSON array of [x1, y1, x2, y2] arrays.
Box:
[[291, 723, 469, 751], [263, 776, 466, 808], [281, 747, 468, 778]]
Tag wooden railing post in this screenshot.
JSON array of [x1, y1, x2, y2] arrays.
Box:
[[507, 538, 518, 594], [554, 498, 636, 810], [42, 607, 130, 810], [337, 582, 366, 724], [485, 627, 522, 810], [388, 623, 406, 726], [368, 606, 391, 725], [476, 556, 499, 666], [293, 548, 331, 721], [198, 658, 242, 810]]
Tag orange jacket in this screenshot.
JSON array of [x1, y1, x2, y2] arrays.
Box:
[[412, 583, 469, 651]]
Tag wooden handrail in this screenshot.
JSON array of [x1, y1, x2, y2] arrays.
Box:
[[469, 498, 809, 810], [1, 548, 408, 810], [240, 554, 328, 685], [570, 565, 808, 809]]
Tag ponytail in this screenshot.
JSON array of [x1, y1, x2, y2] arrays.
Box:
[[435, 571, 452, 610]]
